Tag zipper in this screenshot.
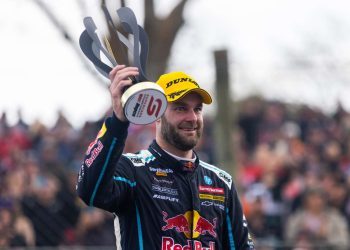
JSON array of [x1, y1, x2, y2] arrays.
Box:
[[186, 172, 196, 246]]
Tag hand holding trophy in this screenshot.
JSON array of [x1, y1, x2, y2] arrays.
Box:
[[79, 6, 167, 125]]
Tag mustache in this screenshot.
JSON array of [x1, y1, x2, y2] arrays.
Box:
[[179, 122, 200, 129]]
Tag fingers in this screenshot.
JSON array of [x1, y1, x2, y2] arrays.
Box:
[[109, 65, 139, 83], [109, 65, 125, 80], [109, 66, 139, 95], [110, 79, 133, 98], [108, 65, 139, 122]]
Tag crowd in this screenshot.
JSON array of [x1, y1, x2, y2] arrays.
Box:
[[0, 97, 349, 249]]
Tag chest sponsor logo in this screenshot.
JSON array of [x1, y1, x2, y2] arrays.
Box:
[[201, 201, 225, 211], [153, 177, 174, 185], [156, 171, 167, 176], [204, 175, 213, 185], [152, 184, 178, 196], [162, 210, 217, 239], [199, 194, 225, 202], [162, 237, 215, 250], [149, 167, 173, 177], [85, 141, 104, 167], [153, 194, 179, 203], [199, 185, 224, 195]]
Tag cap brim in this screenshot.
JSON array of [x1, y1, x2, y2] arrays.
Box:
[[190, 88, 212, 104], [168, 88, 212, 104]]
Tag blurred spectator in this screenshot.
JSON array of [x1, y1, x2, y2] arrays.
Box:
[[285, 188, 349, 248], [76, 208, 115, 246], [0, 200, 35, 247]]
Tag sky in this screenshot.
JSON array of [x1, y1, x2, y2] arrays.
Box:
[[2, 0, 350, 127]]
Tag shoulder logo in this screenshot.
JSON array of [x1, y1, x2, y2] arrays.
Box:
[[204, 176, 212, 185], [219, 171, 231, 184], [124, 153, 145, 167]]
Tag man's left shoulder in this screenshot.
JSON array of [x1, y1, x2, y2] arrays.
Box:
[[199, 160, 233, 189], [123, 149, 155, 167]]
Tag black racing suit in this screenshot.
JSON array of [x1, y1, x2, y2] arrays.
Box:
[[77, 115, 255, 250]]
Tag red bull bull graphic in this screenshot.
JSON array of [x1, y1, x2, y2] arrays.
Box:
[[162, 211, 190, 233], [194, 217, 217, 238], [162, 237, 215, 250], [162, 210, 217, 239]]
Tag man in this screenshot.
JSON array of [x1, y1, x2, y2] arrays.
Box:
[[77, 65, 255, 249]]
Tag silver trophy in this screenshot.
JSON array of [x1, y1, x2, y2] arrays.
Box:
[[79, 7, 167, 125]]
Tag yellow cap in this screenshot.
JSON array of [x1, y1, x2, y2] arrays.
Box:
[[156, 72, 212, 104]]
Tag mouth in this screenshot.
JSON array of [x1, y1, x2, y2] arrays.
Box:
[[178, 127, 198, 136], [179, 126, 197, 132]]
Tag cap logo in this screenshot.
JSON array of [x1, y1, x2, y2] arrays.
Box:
[[167, 89, 188, 100], [166, 78, 199, 88]]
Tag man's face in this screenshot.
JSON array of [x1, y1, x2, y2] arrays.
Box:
[[160, 92, 204, 151]]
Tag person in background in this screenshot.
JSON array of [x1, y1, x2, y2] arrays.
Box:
[[285, 187, 349, 248]]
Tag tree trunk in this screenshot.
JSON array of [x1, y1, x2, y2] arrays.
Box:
[[213, 50, 236, 176]]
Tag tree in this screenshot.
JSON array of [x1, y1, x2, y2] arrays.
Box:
[[33, 0, 189, 84]]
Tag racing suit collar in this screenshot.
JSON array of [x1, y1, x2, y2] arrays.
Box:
[[148, 140, 200, 172]]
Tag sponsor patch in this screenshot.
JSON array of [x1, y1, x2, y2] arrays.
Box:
[[152, 185, 178, 196], [77, 165, 85, 183], [85, 141, 104, 167], [219, 171, 232, 184], [86, 123, 107, 155], [129, 156, 144, 167], [167, 89, 187, 100], [153, 177, 174, 185], [149, 167, 173, 173], [199, 185, 224, 195], [204, 175, 212, 185], [153, 194, 179, 203], [201, 201, 213, 206], [247, 233, 255, 249], [150, 167, 173, 177], [156, 171, 167, 177], [200, 201, 225, 211], [214, 203, 225, 210], [162, 210, 217, 239], [165, 77, 199, 88], [199, 194, 225, 202], [200, 161, 233, 189], [162, 237, 215, 250]]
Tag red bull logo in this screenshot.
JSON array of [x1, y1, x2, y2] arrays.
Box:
[[162, 210, 217, 239], [162, 237, 215, 250], [162, 211, 190, 233], [194, 217, 217, 238]]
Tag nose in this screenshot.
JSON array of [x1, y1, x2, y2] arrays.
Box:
[[185, 109, 198, 122]]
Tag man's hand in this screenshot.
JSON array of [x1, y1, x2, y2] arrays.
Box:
[[109, 65, 139, 122]]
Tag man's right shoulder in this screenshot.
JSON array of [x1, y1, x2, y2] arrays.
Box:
[[122, 150, 156, 167]]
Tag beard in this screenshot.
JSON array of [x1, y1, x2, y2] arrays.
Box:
[[160, 116, 202, 151]]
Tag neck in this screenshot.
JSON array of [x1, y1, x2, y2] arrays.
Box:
[[156, 137, 193, 159]]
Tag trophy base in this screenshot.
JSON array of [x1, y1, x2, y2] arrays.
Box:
[[121, 82, 168, 125]]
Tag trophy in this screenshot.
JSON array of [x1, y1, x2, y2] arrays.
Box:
[[79, 6, 167, 125]]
